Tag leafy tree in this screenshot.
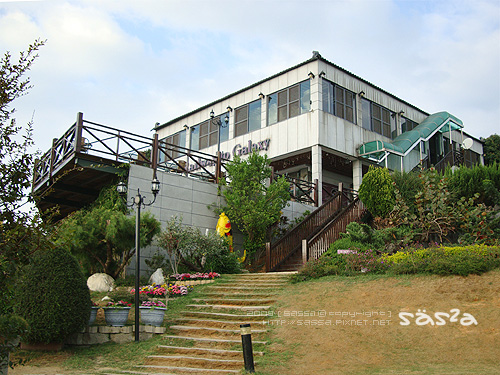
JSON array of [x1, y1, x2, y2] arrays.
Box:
[[56, 186, 161, 278], [358, 166, 395, 218], [218, 152, 290, 262], [0, 39, 49, 368], [483, 134, 500, 166], [155, 216, 241, 274]]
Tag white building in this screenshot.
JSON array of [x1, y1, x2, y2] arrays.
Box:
[[155, 51, 483, 205]]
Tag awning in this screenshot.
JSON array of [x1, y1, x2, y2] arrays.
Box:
[[358, 112, 463, 163]]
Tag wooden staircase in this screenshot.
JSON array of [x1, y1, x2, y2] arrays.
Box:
[[266, 190, 367, 272]]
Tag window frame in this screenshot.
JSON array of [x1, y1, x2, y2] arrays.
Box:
[[234, 99, 261, 137], [322, 80, 356, 124], [268, 80, 310, 126]]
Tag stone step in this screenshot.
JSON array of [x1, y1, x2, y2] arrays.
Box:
[[148, 354, 243, 364], [186, 304, 271, 311], [175, 317, 267, 327], [192, 298, 276, 305], [137, 364, 240, 373], [163, 335, 267, 345], [208, 285, 282, 291], [180, 310, 270, 320], [169, 325, 267, 335], [202, 292, 276, 298], [157, 345, 265, 357]]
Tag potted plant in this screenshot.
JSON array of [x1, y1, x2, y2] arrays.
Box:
[[88, 301, 99, 326], [139, 300, 167, 327], [103, 300, 132, 327]]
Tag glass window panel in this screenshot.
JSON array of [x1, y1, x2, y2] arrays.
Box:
[[322, 81, 333, 114], [200, 121, 208, 136], [289, 101, 299, 118], [235, 106, 248, 123], [383, 124, 391, 138], [209, 132, 218, 146], [199, 135, 208, 150], [235, 121, 247, 137], [300, 81, 310, 114], [373, 105, 381, 120], [335, 87, 344, 104], [278, 90, 288, 106], [248, 100, 261, 132], [373, 119, 382, 134], [289, 85, 299, 102], [278, 106, 287, 122], [382, 108, 391, 124], [209, 118, 218, 132], [346, 106, 353, 123], [335, 102, 344, 119], [362, 99, 371, 130], [219, 114, 229, 142], [268, 93, 277, 125], [191, 125, 200, 150]]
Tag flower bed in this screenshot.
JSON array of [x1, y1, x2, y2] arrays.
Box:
[[172, 272, 220, 281], [131, 283, 193, 298]]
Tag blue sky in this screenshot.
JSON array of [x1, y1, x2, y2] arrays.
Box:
[[1, 0, 499, 154]]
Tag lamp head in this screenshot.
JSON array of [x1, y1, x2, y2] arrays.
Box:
[[151, 178, 160, 196], [117, 181, 128, 196]]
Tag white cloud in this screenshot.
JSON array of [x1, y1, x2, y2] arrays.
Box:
[[0, 0, 498, 155]]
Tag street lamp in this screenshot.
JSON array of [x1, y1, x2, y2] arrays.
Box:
[[210, 109, 229, 155], [117, 176, 160, 342], [210, 110, 229, 183]]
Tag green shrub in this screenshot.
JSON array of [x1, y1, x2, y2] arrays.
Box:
[[358, 166, 395, 218], [157, 216, 242, 275], [0, 314, 29, 368], [291, 256, 346, 282], [382, 245, 500, 276], [15, 247, 91, 344]]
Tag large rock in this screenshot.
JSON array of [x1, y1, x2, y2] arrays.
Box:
[[87, 273, 115, 292], [149, 268, 165, 285]]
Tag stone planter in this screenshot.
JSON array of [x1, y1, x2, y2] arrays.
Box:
[[139, 306, 167, 327], [1, 336, 20, 374], [88, 307, 99, 326], [103, 307, 131, 327]]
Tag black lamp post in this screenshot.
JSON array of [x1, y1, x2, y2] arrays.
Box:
[[210, 109, 229, 155], [117, 177, 160, 342]]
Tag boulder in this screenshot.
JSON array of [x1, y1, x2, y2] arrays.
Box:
[[87, 273, 115, 292], [149, 268, 165, 285]]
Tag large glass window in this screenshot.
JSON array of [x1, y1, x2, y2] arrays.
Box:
[[235, 100, 261, 137], [268, 81, 310, 125], [160, 129, 186, 162], [191, 114, 228, 151], [322, 80, 356, 123], [360, 99, 396, 139], [401, 117, 419, 133]]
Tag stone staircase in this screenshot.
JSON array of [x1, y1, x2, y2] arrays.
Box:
[[102, 272, 293, 375]]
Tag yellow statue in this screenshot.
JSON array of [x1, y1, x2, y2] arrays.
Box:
[[216, 212, 233, 251]]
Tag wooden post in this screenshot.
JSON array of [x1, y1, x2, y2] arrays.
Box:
[[49, 138, 57, 182], [265, 242, 271, 273], [302, 240, 308, 264], [75, 112, 84, 153]]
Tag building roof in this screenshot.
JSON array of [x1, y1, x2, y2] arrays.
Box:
[[155, 52, 428, 132]]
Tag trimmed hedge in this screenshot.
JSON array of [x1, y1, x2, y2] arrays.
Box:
[[15, 247, 91, 344]]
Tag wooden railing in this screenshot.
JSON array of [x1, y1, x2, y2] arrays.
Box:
[[32, 113, 229, 192], [266, 191, 345, 271], [306, 198, 366, 261]]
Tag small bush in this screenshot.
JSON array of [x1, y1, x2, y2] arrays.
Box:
[[15, 247, 91, 344], [382, 245, 500, 276], [358, 166, 395, 218], [291, 256, 346, 282]]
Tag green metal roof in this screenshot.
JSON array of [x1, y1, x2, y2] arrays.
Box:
[[358, 112, 463, 162]]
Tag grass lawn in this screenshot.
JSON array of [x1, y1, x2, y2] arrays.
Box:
[[9, 270, 500, 374], [257, 269, 500, 375]]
